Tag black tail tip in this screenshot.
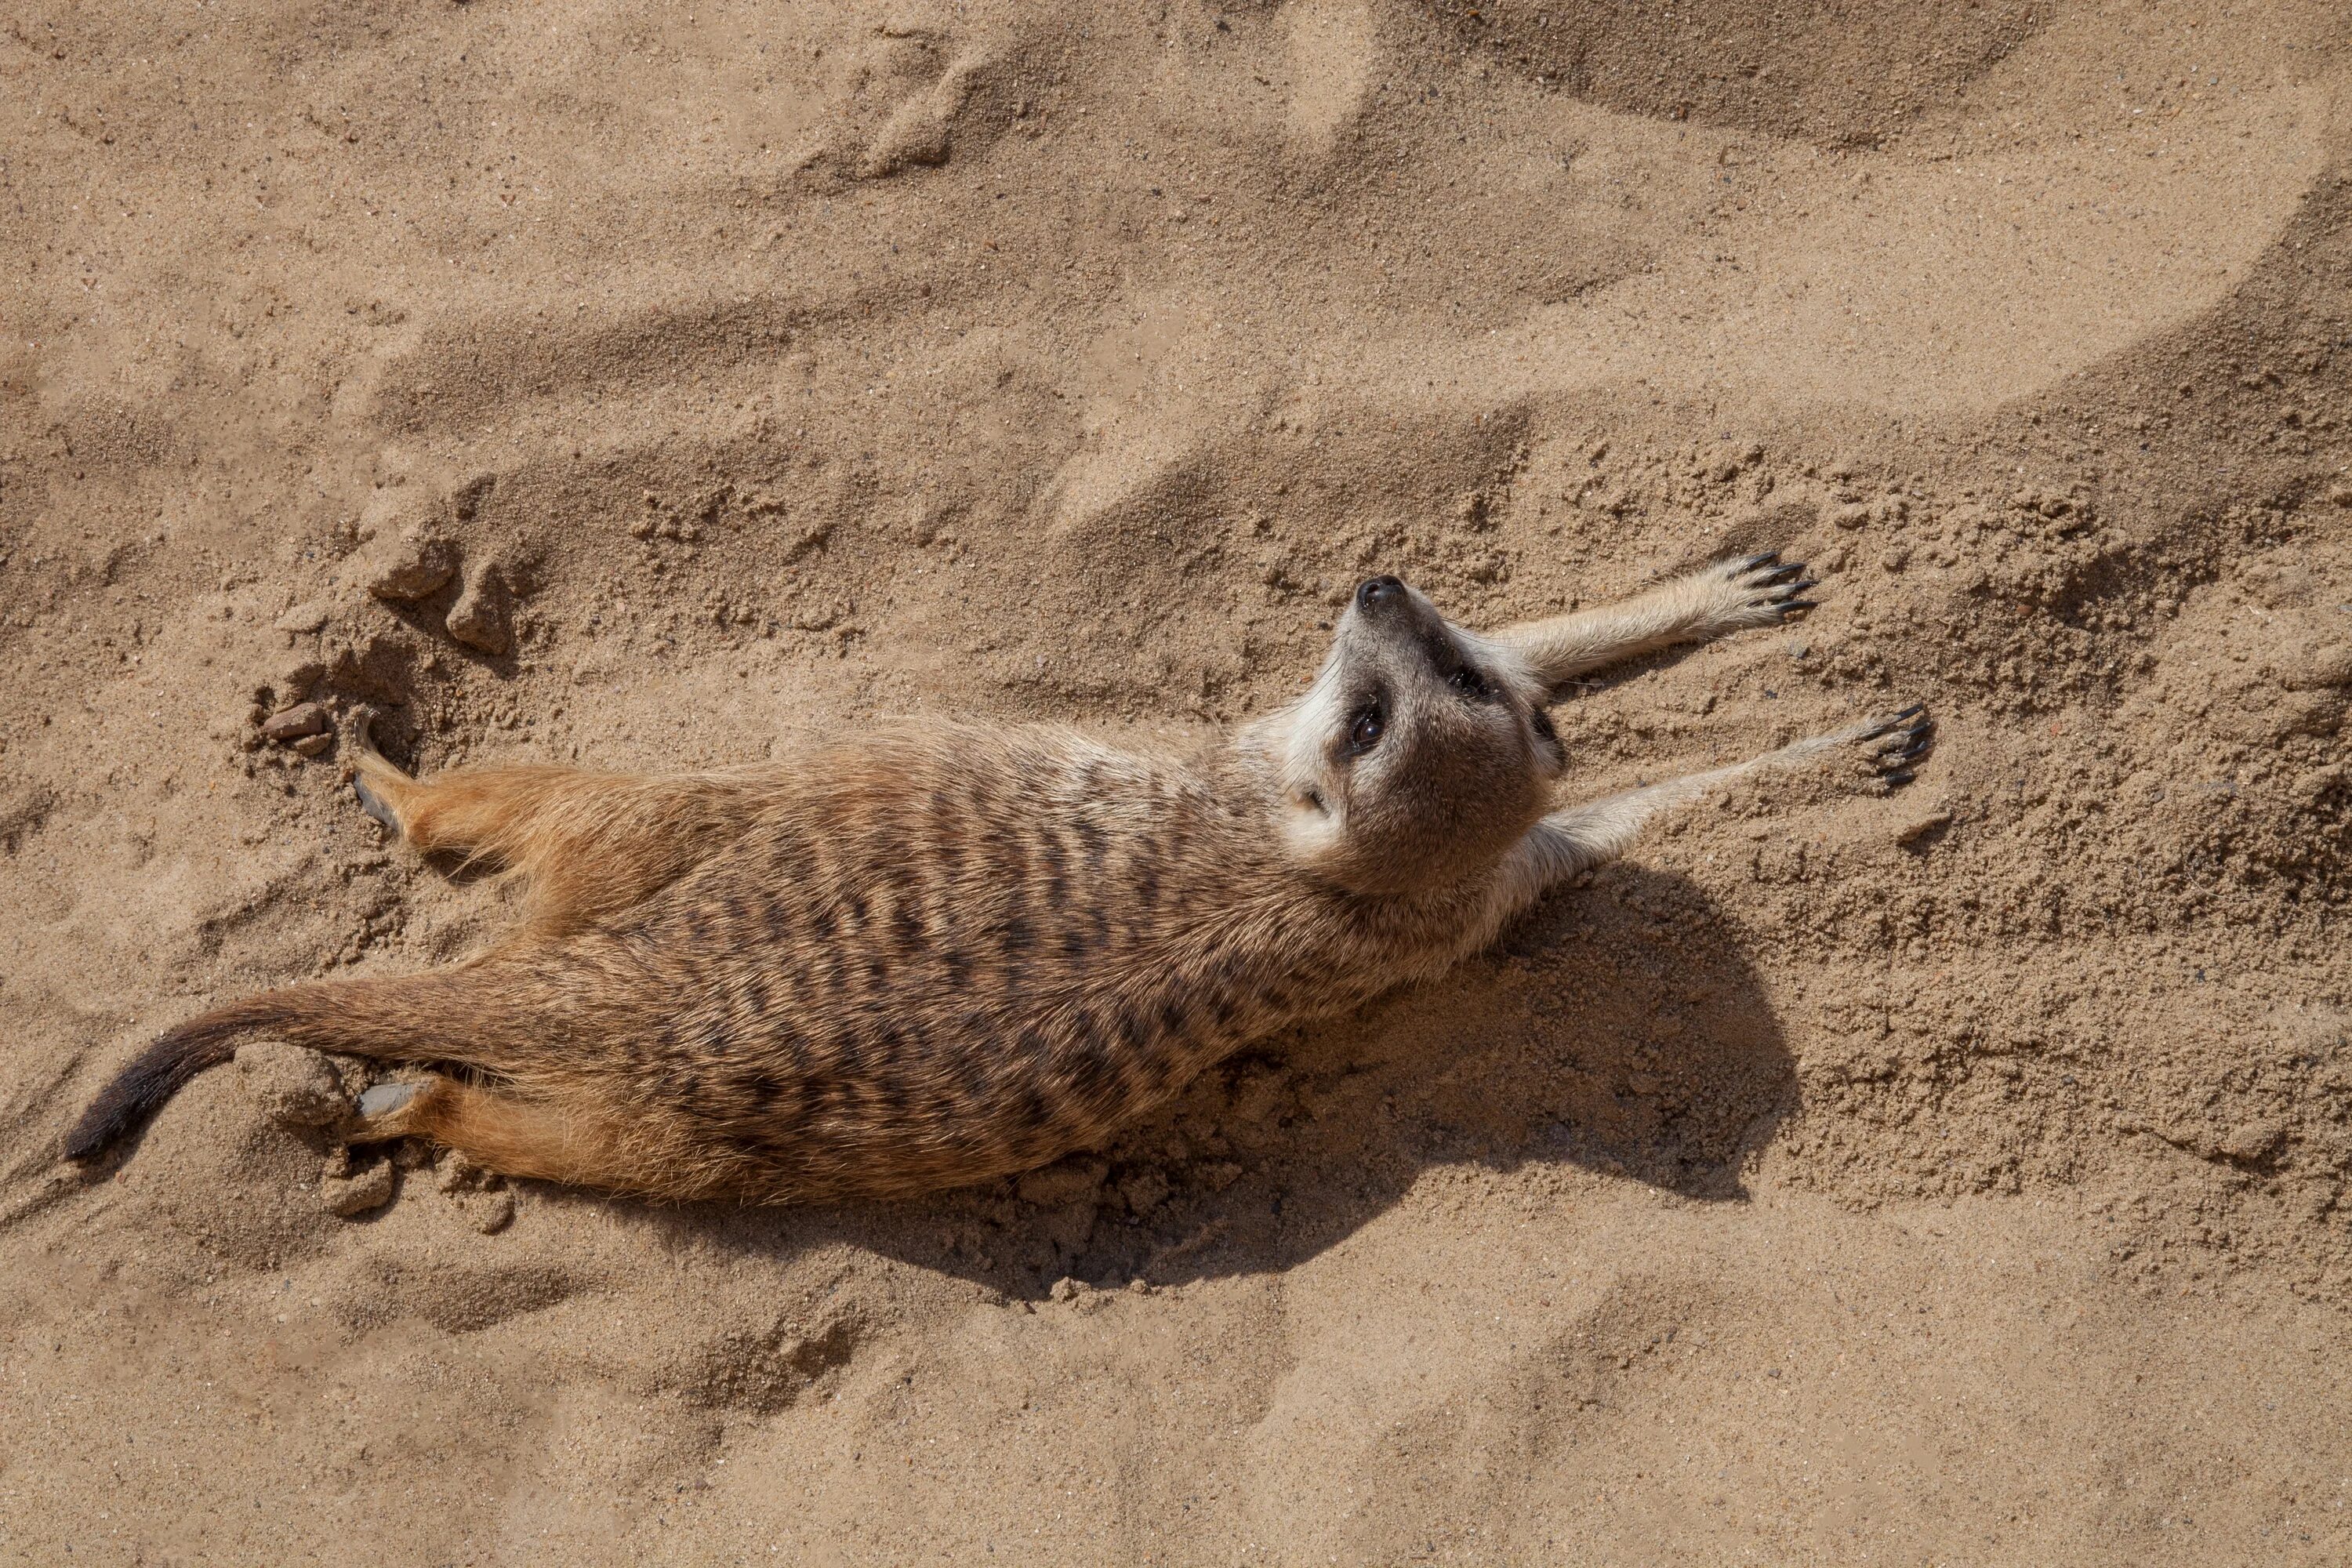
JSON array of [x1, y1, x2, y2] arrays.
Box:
[[61, 1003, 281, 1167], [63, 1104, 131, 1164]]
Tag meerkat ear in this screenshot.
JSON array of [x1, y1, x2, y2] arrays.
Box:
[[1277, 786, 1342, 861]]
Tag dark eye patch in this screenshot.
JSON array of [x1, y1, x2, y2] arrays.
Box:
[[1417, 626, 1497, 705]]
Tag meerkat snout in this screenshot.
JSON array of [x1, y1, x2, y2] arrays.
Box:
[[1264, 575, 1564, 896]]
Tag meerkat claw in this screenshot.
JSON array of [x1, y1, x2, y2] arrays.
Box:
[[352, 773, 400, 833], [1724, 554, 1820, 622], [341, 703, 407, 837], [1858, 706, 1935, 788], [357, 1081, 423, 1120]]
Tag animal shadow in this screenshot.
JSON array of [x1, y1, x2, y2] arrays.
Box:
[[662, 863, 1797, 1300]]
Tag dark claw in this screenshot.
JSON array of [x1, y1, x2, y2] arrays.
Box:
[[1783, 578, 1820, 595], [1778, 599, 1818, 615], [1881, 768, 1915, 788], [1740, 550, 1782, 570], [1760, 561, 1808, 586], [1862, 704, 1929, 740]]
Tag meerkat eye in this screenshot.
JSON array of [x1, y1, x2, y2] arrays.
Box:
[[1347, 701, 1385, 754], [1448, 664, 1491, 702]]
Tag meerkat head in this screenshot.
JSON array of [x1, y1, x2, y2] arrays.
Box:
[[1253, 575, 1566, 896]]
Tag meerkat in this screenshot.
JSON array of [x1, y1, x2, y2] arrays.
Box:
[[64, 554, 1929, 1203]]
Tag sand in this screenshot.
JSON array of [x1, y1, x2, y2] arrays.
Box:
[[4, 0, 2350, 1560]]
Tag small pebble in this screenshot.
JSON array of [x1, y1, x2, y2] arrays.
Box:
[[260, 702, 329, 742], [274, 602, 329, 634], [2281, 644, 2352, 691], [291, 732, 334, 757], [446, 561, 512, 654], [362, 527, 459, 603], [272, 659, 327, 703], [237, 1040, 350, 1128], [1017, 1157, 1107, 1207], [437, 1151, 486, 1193], [466, 1189, 516, 1234], [1894, 808, 1952, 846], [1118, 1167, 1171, 1214], [322, 1157, 396, 1218]]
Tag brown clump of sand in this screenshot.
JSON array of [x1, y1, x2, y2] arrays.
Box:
[[4, 0, 2350, 1560]]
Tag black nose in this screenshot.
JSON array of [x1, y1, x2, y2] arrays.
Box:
[[1356, 575, 1404, 612]]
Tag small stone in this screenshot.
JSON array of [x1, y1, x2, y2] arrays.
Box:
[[857, 100, 952, 179], [448, 473, 496, 522], [322, 1157, 396, 1218], [1198, 1160, 1243, 1192], [1017, 1156, 1107, 1208], [260, 702, 330, 742], [1894, 808, 1951, 846], [437, 1151, 486, 1193], [271, 659, 327, 704], [2281, 644, 2352, 691], [2220, 1120, 2285, 1163], [445, 561, 512, 653], [466, 1188, 516, 1234], [274, 602, 329, 633], [1049, 1276, 1083, 1303], [238, 1041, 350, 1127], [361, 525, 459, 602], [291, 732, 334, 757], [2292, 764, 2345, 804], [1117, 1167, 1171, 1214]]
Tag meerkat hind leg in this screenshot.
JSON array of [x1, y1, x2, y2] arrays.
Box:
[[345, 709, 787, 932]]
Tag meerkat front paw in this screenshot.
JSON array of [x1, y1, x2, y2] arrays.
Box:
[[1857, 705, 1935, 788], [1695, 551, 1818, 633]]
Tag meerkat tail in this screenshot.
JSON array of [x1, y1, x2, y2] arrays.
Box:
[[62, 971, 510, 1163]]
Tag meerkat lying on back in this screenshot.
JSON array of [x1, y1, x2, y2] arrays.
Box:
[[66, 554, 1929, 1202]]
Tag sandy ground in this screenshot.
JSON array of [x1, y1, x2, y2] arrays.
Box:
[[5, 0, 2352, 1561]]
